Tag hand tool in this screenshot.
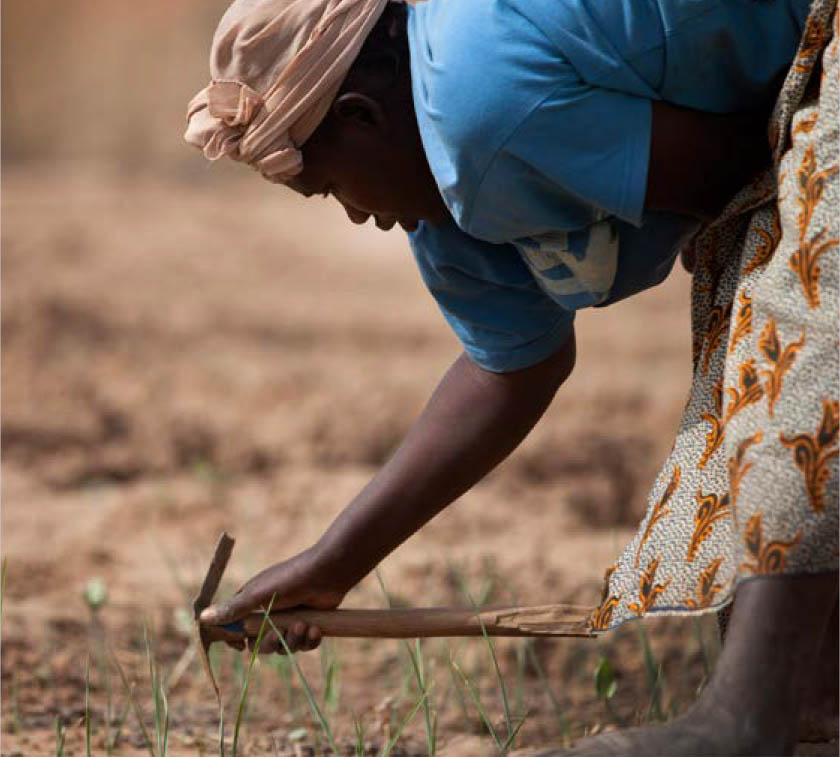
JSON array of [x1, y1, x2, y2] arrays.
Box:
[[193, 533, 595, 695]]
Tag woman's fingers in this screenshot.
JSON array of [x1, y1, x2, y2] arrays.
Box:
[[304, 625, 323, 651], [245, 623, 324, 655], [285, 621, 308, 651]]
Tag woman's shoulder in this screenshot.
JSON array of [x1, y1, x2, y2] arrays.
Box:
[[407, 0, 569, 229]]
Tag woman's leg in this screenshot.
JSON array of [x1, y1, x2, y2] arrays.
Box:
[[696, 571, 837, 753], [721, 589, 838, 742], [537, 570, 837, 756], [798, 596, 839, 741]]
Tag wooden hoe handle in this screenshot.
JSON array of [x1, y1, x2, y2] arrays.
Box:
[[213, 603, 595, 641], [194, 534, 595, 702]]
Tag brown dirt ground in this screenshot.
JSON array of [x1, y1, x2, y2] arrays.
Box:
[[4, 168, 837, 756], [4, 5, 837, 754]]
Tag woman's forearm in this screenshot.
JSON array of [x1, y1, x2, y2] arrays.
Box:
[[314, 336, 576, 588]]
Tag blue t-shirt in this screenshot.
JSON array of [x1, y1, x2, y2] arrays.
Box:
[[406, 0, 809, 372]]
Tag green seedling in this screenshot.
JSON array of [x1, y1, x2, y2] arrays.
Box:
[[266, 652, 297, 714], [594, 656, 626, 728], [502, 716, 529, 753], [1, 558, 7, 624], [381, 693, 427, 757], [267, 611, 340, 754], [594, 656, 617, 700], [514, 641, 527, 719], [477, 614, 515, 743], [55, 716, 67, 757], [144, 625, 170, 757], [375, 570, 438, 756], [232, 651, 247, 691], [83, 577, 108, 613], [218, 704, 226, 757], [107, 696, 131, 755], [354, 719, 366, 755], [110, 647, 156, 757], [636, 624, 665, 721], [450, 656, 503, 751], [456, 569, 518, 749], [320, 639, 341, 713], [352, 715, 366, 757], [526, 642, 570, 741], [406, 639, 438, 756], [232, 595, 275, 757], [451, 654, 528, 756], [86, 656, 93, 757], [102, 648, 114, 755], [82, 574, 120, 753], [446, 643, 472, 722]]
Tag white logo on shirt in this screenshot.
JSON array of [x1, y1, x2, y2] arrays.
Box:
[[515, 220, 619, 304]]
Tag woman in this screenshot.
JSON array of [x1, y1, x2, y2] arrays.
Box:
[[186, 0, 838, 752]]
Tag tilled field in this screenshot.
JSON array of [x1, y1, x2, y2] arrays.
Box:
[[8, 168, 823, 755]]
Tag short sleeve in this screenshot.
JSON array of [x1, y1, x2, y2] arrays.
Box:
[[467, 64, 652, 242], [408, 220, 574, 373]]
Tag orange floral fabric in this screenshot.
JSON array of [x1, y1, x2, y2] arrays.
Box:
[[592, 0, 839, 633]]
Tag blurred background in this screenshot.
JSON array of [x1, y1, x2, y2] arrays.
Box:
[[2, 3, 708, 754]]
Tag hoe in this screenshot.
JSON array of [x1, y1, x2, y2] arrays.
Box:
[[194, 533, 595, 698]]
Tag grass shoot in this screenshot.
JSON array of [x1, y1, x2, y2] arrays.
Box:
[[449, 656, 502, 752], [320, 639, 341, 713], [594, 656, 626, 728], [86, 655, 93, 757], [110, 646, 156, 757], [267, 610, 341, 754], [1, 558, 7, 625], [55, 716, 66, 757], [380, 692, 427, 757], [231, 595, 276, 756], [635, 624, 665, 721], [144, 625, 170, 757], [353, 714, 366, 756], [375, 569, 439, 755], [526, 641, 571, 741]]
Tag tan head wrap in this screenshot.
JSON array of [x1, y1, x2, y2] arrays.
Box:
[[185, 0, 413, 183]]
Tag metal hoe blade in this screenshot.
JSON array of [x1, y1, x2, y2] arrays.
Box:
[[193, 532, 235, 702]]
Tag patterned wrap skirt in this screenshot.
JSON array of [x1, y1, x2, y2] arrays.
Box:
[[592, 0, 839, 633]]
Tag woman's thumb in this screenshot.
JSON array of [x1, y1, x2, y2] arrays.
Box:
[[199, 592, 253, 625]]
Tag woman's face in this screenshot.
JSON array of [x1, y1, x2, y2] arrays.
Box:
[[285, 91, 448, 232]]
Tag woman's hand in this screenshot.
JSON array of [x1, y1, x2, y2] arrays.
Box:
[[200, 546, 348, 654]]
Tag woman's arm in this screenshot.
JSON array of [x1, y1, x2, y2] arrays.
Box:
[[645, 101, 772, 221], [318, 334, 576, 583], [200, 335, 576, 640]]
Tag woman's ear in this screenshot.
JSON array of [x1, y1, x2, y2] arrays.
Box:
[[332, 93, 390, 134]]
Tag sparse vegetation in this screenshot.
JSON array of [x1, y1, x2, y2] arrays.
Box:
[[5, 558, 720, 755], [55, 716, 67, 757], [231, 597, 275, 756], [5, 19, 704, 744]]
